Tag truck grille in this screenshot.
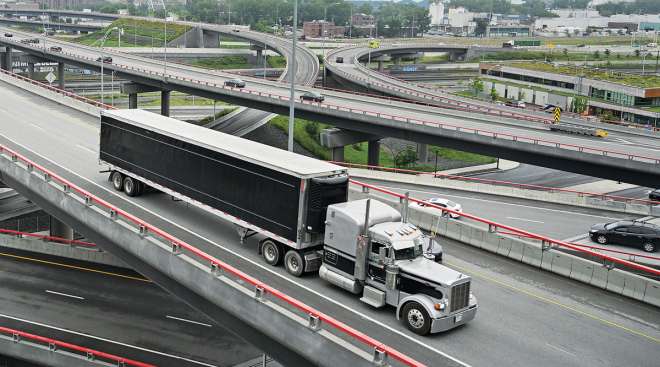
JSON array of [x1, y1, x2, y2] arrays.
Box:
[[450, 282, 470, 312]]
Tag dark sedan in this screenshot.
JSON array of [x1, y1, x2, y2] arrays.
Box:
[[224, 78, 246, 88], [589, 221, 659, 253], [96, 56, 112, 63], [300, 91, 324, 103], [649, 189, 660, 201]]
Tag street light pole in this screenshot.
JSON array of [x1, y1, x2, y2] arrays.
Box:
[[288, 0, 298, 152]]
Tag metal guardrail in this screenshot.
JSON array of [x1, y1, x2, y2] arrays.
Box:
[[333, 161, 660, 207], [0, 326, 155, 367], [0, 228, 95, 248], [0, 145, 426, 367], [350, 179, 660, 277], [4, 40, 659, 164]]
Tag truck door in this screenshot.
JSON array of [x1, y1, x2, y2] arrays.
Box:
[[367, 241, 387, 284]]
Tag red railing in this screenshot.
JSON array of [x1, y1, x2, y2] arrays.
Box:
[[0, 145, 425, 367], [332, 161, 660, 207], [0, 326, 155, 367], [350, 179, 660, 277], [0, 228, 96, 248]]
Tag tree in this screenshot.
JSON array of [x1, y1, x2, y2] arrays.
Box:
[[604, 49, 611, 58], [490, 88, 499, 101], [634, 49, 641, 58], [471, 78, 484, 96], [395, 147, 418, 168], [562, 48, 569, 61], [593, 50, 600, 59]]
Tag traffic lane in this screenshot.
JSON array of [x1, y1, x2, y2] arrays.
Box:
[[471, 164, 600, 187], [3, 123, 658, 367], [566, 234, 660, 267], [0, 248, 261, 367], [353, 178, 630, 240], [606, 186, 655, 200]]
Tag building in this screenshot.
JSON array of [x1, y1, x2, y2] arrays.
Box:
[[428, 0, 445, 27], [480, 63, 660, 126], [486, 23, 532, 37], [303, 20, 345, 38], [0, 1, 39, 9], [351, 13, 375, 28]]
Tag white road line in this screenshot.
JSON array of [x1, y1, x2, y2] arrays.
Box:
[[0, 313, 218, 367], [506, 217, 545, 224], [367, 183, 621, 220], [76, 144, 96, 154], [45, 290, 85, 300], [545, 343, 577, 357], [0, 134, 471, 367], [562, 234, 589, 242], [166, 315, 212, 328]]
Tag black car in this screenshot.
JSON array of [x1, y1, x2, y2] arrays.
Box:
[[300, 91, 324, 103], [589, 221, 659, 252], [96, 56, 112, 63], [49, 46, 62, 52], [224, 78, 246, 88], [649, 189, 660, 201], [4, 33, 12, 38], [335, 56, 344, 63]]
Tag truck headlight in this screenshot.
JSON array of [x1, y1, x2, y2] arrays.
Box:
[[434, 300, 448, 311]]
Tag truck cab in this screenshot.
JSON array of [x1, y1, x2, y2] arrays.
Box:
[[320, 199, 477, 335]]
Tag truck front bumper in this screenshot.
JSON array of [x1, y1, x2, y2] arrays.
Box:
[[430, 305, 478, 333]]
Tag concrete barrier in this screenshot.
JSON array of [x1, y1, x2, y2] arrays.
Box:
[[349, 168, 658, 216], [569, 259, 595, 284], [521, 242, 543, 268]]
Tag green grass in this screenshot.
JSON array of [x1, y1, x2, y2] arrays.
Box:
[[198, 107, 238, 125], [269, 116, 495, 169], [72, 18, 190, 47], [647, 106, 660, 112], [507, 62, 660, 88], [219, 42, 251, 49], [191, 56, 251, 70], [267, 55, 287, 68], [418, 55, 449, 64]]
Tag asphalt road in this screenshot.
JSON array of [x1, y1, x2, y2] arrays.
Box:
[[470, 163, 601, 188], [0, 83, 658, 367], [0, 247, 264, 367], [2, 28, 658, 164]]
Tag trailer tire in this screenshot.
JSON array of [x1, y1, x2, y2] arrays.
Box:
[[284, 250, 305, 277], [123, 176, 140, 197], [111, 171, 124, 191], [260, 239, 281, 266], [402, 302, 431, 335]]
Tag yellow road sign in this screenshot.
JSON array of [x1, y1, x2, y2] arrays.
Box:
[[553, 107, 561, 123]]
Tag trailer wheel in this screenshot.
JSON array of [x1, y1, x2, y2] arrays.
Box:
[[284, 250, 304, 277], [402, 302, 431, 335], [111, 171, 124, 191], [123, 176, 141, 197], [260, 239, 281, 266]]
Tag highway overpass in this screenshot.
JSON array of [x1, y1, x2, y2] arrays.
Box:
[[1, 79, 659, 367]]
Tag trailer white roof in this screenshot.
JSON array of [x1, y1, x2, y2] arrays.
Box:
[[101, 109, 346, 179]]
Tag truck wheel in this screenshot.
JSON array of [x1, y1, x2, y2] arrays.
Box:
[[111, 171, 124, 191], [260, 239, 281, 266], [123, 177, 140, 197], [284, 250, 304, 277], [402, 302, 431, 335]]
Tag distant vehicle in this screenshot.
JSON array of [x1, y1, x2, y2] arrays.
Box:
[[495, 101, 505, 106], [96, 56, 112, 63], [232, 28, 240, 33], [415, 198, 462, 219], [502, 39, 542, 48], [542, 104, 561, 112], [300, 91, 324, 102], [549, 123, 608, 137], [3, 33, 12, 37], [576, 44, 586, 48], [649, 189, 660, 201], [20, 38, 39, 44], [589, 221, 659, 253], [648, 43, 657, 48], [223, 78, 246, 88], [506, 100, 526, 108], [49, 46, 62, 52], [335, 56, 343, 63]]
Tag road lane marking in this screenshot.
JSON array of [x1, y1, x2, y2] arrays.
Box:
[[0, 251, 151, 283], [506, 217, 545, 224], [0, 134, 470, 367], [366, 183, 621, 220], [545, 343, 577, 357], [45, 290, 84, 300], [166, 315, 212, 328], [76, 144, 96, 154], [445, 260, 660, 345], [0, 313, 219, 367], [562, 234, 588, 242]]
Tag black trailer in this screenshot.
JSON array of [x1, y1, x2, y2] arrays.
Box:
[[99, 110, 348, 274]]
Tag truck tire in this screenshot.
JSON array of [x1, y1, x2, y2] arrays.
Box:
[[402, 302, 431, 335], [260, 239, 281, 266], [284, 250, 305, 277], [111, 171, 124, 191], [123, 176, 141, 197]]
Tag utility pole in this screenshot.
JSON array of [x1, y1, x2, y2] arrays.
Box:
[[288, 0, 298, 152]]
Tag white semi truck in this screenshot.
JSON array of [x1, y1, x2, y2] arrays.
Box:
[[99, 109, 477, 334]]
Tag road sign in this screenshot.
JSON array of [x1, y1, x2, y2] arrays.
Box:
[[45, 71, 56, 84], [553, 107, 561, 123]]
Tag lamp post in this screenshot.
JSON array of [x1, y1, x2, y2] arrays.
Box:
[[288, 0, 298, 152], [99, 26, 119, 105]]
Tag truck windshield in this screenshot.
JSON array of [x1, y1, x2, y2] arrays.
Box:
[[395, 243, 423, 260]]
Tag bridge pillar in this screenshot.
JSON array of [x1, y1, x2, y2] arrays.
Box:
[[368, 140, 380, 166], [161, 90, 170, 116], [128, 93, 138, 109], [1, 46, 12, 70], [27, 62, 35, 79], [50, 216, 74, 240], [331, 147, 344, 162], [57, 62, 65, 89], [377, 60, 384, 72], [417, 143, 428, 163], [393, 56, 401, 65], [203, 30, 220, 48], [256, 49, 264, 65]]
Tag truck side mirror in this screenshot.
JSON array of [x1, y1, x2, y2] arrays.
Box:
[[378, 247, 387, 264]]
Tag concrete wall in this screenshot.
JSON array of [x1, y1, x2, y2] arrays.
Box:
[[350, 188, 660, 308]]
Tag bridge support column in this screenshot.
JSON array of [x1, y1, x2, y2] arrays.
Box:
[[1, 46, 12, 70], [256, 49, 263, 65], [57, 62, 65, 89], [320, 128, 381, 165], [50, 216, 73, 240], [128, 93, 138, 109], [27, 62, 35, 79], [378, 60, 384, 72], [203, 30, 220, 48], [393, 56, 401, 65], [418, 143, 428, 163], [161, 90, 170, 117], [368, 140, 380, 167], [331, 147, 344, 162]]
